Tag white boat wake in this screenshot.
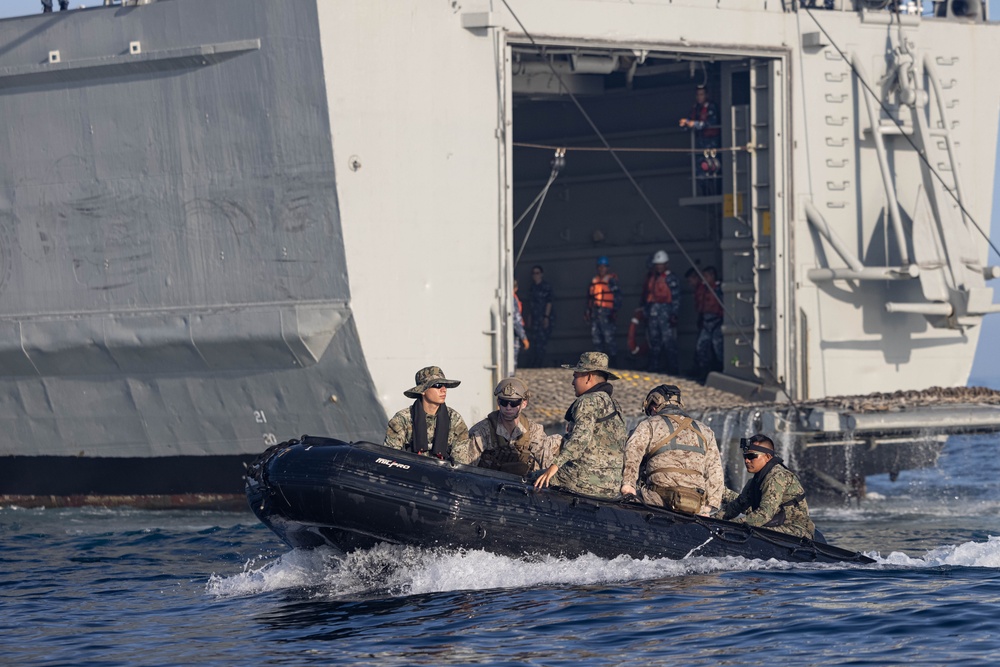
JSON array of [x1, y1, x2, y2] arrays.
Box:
[[206, 534, 1000, 599]]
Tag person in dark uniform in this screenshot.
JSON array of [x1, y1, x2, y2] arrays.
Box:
[[642, 250, 681, 373], [680, 85, 721, 195], [42, 0, 71, 12], [526, 265, 554, 367], [585, 257, 621, 363]]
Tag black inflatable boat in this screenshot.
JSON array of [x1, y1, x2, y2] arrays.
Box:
[[245, 436, 875, 565]]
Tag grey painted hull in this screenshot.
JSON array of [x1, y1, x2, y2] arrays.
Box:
[[0, 1, 385, 499]]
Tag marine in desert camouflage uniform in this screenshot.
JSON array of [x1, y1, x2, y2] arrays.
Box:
[[384, 366, 469, 457], [720, 434, 815, 539], [621, 384, 724, 514], [534, 352, 627, 498], [454, 377, 561, 474]]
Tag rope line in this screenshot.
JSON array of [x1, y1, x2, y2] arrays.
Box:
[[514, 141, 745, 154], [514, 149, 564, 266]]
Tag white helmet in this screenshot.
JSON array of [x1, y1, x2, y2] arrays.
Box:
[[652, 250, 669, 264]]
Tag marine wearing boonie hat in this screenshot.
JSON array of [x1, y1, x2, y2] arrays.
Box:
[[385, 365, 470, 456], [535, 350, 627, 498], [403, 366, 461, 399], [560, 351, 620, 381]]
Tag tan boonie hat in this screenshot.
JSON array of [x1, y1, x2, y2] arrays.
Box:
[[404, 366, 461, 398], [561, 351, 620, 381], [494, 377, 529, 400]]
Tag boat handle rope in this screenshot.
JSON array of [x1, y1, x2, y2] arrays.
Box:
[[743, 525, 833, 562], [570, 497, 603, 511], [788, 546, 818, 562], [710, 524, 752, 544], [498, 483, 531, 496]]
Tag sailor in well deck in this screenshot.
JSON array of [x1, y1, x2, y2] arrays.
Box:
[[534, 352, 627, 498], [384, 366, 470, 458], [621, 384, 724, 515], [526, 264, 554, 367], [585, 257, 621, 363], [687, 266, 725, 379], [642, 250, 680, 374], [453, 378, 560, 474], [719, 434, 816, 539]]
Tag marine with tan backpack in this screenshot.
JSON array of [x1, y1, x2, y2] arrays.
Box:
[[621, 384, 725, 515]]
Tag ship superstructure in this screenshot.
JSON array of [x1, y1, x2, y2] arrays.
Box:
[[0, 0, 998, 502]]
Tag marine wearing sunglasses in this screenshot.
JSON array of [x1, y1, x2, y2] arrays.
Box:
[[740, 436, 773, 473]]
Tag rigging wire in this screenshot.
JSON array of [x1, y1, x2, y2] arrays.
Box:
[[514, 148, 565, 266], [500, 0, 801, 412], [514, 141, 746, 154], [513, 163, 558, 230], [802, 4, 1000, 261]]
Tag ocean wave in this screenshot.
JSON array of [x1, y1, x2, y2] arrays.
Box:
[[871, 534, 1000, 568]]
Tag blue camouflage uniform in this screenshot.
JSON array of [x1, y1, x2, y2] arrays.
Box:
[[588, 271, 620, 359], [513, 303, 527, 367], [527, 279, 554, 366], [644, 270, 680, 373], [694, 279, 725, 375]]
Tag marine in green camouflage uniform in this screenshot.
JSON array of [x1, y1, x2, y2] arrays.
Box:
[[534, 352, 626, 499], [621, 385, 724, 514], [720, 434, 815, 539], [384, 366, 470, 457], [454, 377, 561, 474]]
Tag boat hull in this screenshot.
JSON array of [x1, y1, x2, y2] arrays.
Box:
[[246, 436, 874, 565]]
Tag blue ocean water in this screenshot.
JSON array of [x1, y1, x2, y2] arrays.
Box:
[[4, 434, 1000, 666]]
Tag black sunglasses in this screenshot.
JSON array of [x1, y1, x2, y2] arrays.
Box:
[[743, 452, 760, 461], [430, 383, 447, 389], [498, 398, 522, 408]]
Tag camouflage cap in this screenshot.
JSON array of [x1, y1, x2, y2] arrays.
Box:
[[494, 377, 529, 400], [404, 366, 461, 398], [560, 351, 620, 381]]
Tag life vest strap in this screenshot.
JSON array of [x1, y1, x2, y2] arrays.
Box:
[[761, 493, 807, 528], [596, 409, 621, 424], [646, 416, 706, 459]]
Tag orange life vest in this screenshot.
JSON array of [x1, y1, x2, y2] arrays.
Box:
[[589, 274, 617, 309], [695, 281, 724, 316], [645, 272, 673, 304]]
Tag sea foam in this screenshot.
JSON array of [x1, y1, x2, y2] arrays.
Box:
[[207, 533, 1000, 600]]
